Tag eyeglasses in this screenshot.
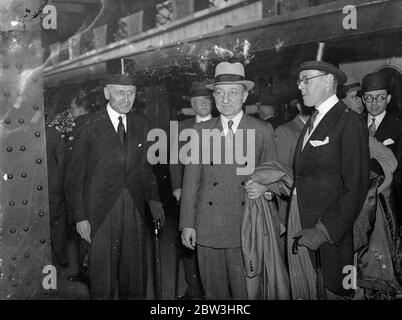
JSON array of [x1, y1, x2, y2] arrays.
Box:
[[297, 73, 328, 86], [213, 89, 242, 100], [363, 94, 387, 104]]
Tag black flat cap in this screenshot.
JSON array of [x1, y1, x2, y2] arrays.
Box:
[[361, 72, 388, 93], [296, 61, 347, 85], [102, 74, 136, 86]]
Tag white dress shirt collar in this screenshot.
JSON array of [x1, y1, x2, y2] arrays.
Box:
[[196, 114, 212, 123], [107, 104, 127, 132], [302, 95, 338, 150], [368, 110, 386, 128], [220, 110, 243, 135]]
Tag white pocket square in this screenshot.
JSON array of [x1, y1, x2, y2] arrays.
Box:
[[383, 138, 395, 146], [309, 136, 329, 147]]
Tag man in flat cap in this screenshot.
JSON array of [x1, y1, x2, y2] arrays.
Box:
[[180, 62, 277, 299], [341, 80, 364, 114], [361, 71, 402, 226], [170, 81, 212, 299], [65, 74, 164, 299], [288, 61, 370, 299]]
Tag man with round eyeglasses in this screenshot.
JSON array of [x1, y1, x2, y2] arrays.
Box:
[[288, 60, 370, 300], [361, 71, 402, 227]]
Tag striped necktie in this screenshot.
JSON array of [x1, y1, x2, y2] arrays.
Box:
[[228, 120, 234, 138], [308, 110, 319, 134], [368, 117, 376, 137]]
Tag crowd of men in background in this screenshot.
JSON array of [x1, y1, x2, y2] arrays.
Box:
[[45, 58, 402, 300]]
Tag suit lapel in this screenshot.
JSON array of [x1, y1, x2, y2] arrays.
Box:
[[125, 113, 142, 172], [374, 112, 393, 142], [296, 102, 345, 170], [98, 109, 127, 168]]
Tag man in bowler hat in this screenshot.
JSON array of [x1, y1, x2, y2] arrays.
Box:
[[288, 60, 370, 299], [65, 74, 165, 299], [361, 71, 402, 227]]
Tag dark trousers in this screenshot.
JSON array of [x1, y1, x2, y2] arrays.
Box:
[[89, 189, 147, 300], [197, 245, 247, 300], [181, 245, 204, 298]]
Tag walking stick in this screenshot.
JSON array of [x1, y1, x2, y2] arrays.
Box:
[[174, 201, 182, 299], [315, 249, 327, 300], [154, 219, 163, 299]]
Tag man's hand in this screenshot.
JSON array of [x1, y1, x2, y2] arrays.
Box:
[[245, 179, 267, 199], [172, 188, 182, 202], [294, 228, 326, 251], [149, 200, 165, 227], [76, 220, 91, 243], [181, 228, 196, 250]]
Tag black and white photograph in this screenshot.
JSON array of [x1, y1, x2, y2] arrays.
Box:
[[1, 0, 402, 308]]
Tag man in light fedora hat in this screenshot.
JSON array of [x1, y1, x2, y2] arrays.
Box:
[[288, 60, 370, 299], [180, 61, 278, 299], [170, 81, 212, 299]]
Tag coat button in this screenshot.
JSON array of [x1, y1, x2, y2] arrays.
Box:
[[209, 201, 213, 205], [213, 182, 218, 186]]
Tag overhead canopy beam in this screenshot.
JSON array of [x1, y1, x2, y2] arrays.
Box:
[[44, 0, 402, 85]]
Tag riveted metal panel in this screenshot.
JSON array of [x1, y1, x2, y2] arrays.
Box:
[[0, 0, 51, 299]]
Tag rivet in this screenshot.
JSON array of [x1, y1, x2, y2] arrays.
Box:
[[8, 173, 13, 179], [22, 200, 28, 205], [9, 201, 15, 206], [40, 239, 46, 244], [34, 131, 40, 137], [5, 118, 11, 125], [21, 172, 27, 178], [38, 211, 44, 217], [20, 146, 25, 151], [24, 253, 30, 258], [10, 228, 16, 233], [6, 147, 13, 152], [32, 105, 39, 111], [23, 226, 29, 232], [18, 118, 24, 124], [37, 185, 43, 191], [36, 159, 42, 164]]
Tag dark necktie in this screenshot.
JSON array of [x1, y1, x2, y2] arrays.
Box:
[[368, 117, 376, 137], [308, 110, 319, 134], [117, 115, 126, 148]]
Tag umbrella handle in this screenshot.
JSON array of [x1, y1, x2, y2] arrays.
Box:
[[292, 235, 302, 254]]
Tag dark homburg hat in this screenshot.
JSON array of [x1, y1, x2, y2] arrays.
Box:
[[102, 74, 136, 86], [361, 72, 388, 93], [183, 81, 211, 101], [296, 60, 347, 85], [206, 62, 254, 91]]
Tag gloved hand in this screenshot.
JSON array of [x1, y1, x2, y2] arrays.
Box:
[[294, 228, 326, 251], [149, 200, 165, 227]]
